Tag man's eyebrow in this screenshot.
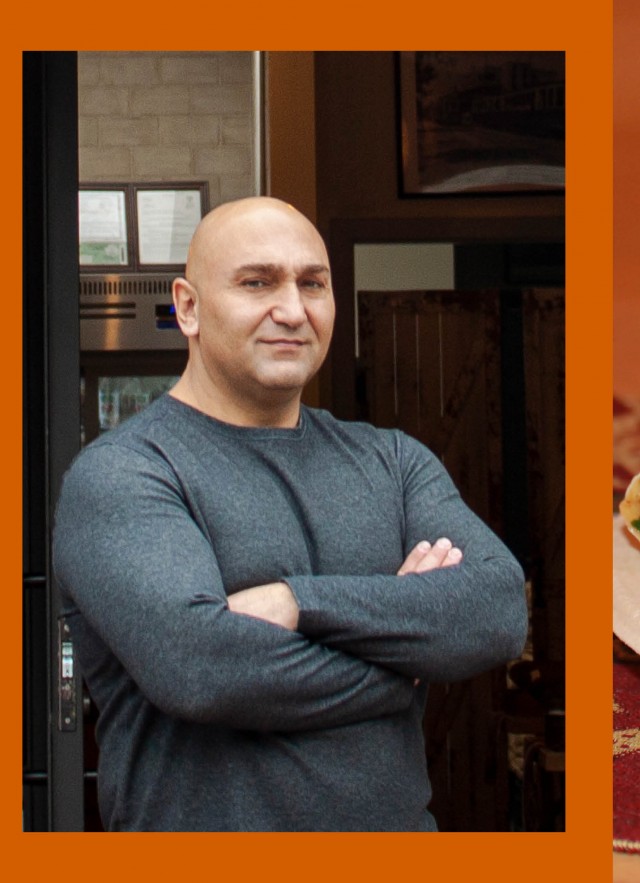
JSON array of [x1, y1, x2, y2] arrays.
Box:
[[234, 263, 279, 275], [234, 263, 330, 276], [300, 264, 331, 275]]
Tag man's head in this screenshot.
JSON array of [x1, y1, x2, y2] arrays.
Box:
[[172, 197, 335, 426]]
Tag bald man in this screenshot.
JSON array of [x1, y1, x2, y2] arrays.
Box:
[[54, 197, 527, 832]]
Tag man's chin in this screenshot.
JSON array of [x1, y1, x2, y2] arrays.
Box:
[[258, 378, 308, 396], [255, 366, 317, 393]]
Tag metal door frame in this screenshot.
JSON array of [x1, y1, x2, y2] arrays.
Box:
[[23, 50, 84, 831]]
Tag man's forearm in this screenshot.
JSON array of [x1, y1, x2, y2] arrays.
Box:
[[227, 581, 300, 629], [284, 554, 527, 683], [226, 532, 523, 685]]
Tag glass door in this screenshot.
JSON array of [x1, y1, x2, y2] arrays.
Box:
[[81, 350, 186, 444]]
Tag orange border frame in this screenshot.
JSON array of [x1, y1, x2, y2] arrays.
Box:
[[7, 3, 613, 880], [613, 3, 640, 876]]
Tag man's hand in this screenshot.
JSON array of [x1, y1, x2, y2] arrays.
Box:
[[397, 538, 462, 575], [227, 581, 299, 630]]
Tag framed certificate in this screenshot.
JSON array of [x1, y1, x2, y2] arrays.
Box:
[[133, 183, 209, 271], [79, 186, 132, 269]]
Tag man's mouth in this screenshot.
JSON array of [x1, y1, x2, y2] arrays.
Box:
[[259, 339, 306, 348]]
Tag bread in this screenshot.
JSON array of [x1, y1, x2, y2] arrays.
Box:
[[620, 473, 640, 542]]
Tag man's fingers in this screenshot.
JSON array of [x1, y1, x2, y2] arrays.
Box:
[[412, 538, 459, 573], [415, 545, 462, 572], [398, 538, 463, 575], [397, 540, 431, 575]]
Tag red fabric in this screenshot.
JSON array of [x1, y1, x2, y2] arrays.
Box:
[[614, 639, 640, 853]]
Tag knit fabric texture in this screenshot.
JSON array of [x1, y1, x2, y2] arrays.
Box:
[[53, 395, 527, 831]]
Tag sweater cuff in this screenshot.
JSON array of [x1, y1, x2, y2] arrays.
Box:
[[283, 576, 323, 634]]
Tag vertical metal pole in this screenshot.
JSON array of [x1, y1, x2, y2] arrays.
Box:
[[252, 51, 265, 196]]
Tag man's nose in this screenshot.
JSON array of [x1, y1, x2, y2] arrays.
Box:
[[270, 283, 307, 326]]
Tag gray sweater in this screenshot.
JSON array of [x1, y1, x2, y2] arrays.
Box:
[[53, 395, 527, 831]]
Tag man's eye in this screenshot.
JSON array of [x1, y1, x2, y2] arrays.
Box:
[[242, 279, 268, 289], [301, 279, 324, 290]]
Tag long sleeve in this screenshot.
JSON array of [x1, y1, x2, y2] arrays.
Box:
[[285, 431, 528, 682], [53, 443, 414, 732]]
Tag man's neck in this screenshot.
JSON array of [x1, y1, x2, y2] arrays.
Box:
[[169, 372, 302, 429]]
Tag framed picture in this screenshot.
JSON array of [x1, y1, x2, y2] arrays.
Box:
[[79, 185, 133, 270], [397, 51, 565, 196], [133, 182, 209, 272]]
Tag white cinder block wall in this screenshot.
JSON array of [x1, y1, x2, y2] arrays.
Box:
[[78, 51, 257, 208]]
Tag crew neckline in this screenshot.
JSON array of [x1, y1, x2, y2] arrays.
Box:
[[162, 393, 308, 440]]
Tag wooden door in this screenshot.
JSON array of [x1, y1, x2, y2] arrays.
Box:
[[358, 289, 506, 830], [357, 288, 565, 831], [358, 289, 504, 531]]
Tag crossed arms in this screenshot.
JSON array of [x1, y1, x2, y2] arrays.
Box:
[[228, 536, 464, 629], [53, 436, 527, 733]]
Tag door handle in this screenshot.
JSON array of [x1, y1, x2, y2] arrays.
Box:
[[57, 618, 77, 732]]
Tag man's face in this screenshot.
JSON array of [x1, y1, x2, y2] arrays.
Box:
[[186, 203, 335, 408]]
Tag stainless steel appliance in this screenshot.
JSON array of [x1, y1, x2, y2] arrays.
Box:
[[80, 272, 186, 351]]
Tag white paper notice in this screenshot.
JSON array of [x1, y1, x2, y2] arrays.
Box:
[[79, 190, 129, 266], [136, 190, 202, 265]]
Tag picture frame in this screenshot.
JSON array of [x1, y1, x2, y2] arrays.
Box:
[[397, 51, 565, 197]]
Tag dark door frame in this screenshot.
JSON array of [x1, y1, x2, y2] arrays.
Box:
[[23, 51, 84, 831]]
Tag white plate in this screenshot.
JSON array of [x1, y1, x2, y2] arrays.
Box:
[[614, 513, 640, 653]]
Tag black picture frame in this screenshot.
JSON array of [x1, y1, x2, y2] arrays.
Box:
[[397, 51, 565, 197]]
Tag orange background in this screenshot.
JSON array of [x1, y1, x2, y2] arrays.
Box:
[[615, 0, 640, 398], [7, 3, 613, 881]]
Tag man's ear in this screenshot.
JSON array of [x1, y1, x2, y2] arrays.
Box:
[[172, 278, 199, 337]]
